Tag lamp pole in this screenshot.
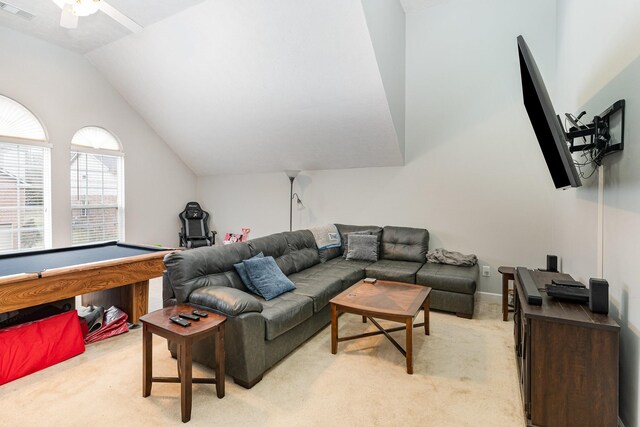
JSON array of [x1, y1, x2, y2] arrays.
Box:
[[289, 176, 294, 232], [285, 170, 300, 232]]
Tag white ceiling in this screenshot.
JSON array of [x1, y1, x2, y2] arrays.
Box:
[[0, 0, 206, 53], [0, 0, 405, 175], [86, 0, 404, 175]]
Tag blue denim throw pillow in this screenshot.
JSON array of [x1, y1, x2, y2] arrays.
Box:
[[234, 252, 264, 294], [243, 256, 296, 301]]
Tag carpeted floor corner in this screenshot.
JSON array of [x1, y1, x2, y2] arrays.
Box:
[[0, 300, 524, 426]]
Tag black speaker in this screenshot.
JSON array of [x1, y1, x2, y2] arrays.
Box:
[[546, 255, 558, 272], [589, 278, 609, 314]]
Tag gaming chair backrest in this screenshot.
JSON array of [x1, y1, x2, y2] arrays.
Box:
[[179, 202, 210, 239]]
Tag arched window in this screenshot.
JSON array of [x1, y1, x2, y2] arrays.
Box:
[[0, 95, 50, 253], [0, 95, 47, 141], [70, 126, 124, 245]]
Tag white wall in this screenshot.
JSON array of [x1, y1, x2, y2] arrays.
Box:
[[0, 26, 196, 248], [198, 0, 559, 295], [555, 2, 640, 425]]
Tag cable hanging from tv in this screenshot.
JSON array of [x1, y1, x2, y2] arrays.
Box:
[[563, 100, 626, 179]]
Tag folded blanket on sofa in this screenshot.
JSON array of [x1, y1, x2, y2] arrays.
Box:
[[310, 224, 341, 249], [426, 248, 477, 266]]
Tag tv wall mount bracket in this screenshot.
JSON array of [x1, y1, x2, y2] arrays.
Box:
[[559, 99, 625, 155]]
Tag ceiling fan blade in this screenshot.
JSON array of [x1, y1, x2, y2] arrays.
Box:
[[60, 4, 78, 29], [98, 1, 143, 34]]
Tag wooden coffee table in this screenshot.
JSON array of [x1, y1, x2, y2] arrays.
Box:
[[140, 304, 226, 423], [330, 279, 431, 374]]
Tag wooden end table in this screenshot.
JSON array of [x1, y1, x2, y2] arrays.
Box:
[[498, 266, 515, 321], [140, 304, 226, 423], [330, 280, 431, 374]]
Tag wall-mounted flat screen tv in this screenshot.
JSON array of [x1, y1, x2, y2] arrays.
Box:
[[517, 35, 581, 189]]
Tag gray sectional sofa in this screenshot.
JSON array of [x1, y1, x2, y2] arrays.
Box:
[[162, 224, 478, 388]]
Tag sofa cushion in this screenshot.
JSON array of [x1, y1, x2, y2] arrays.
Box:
[[321, 257, 371, 289], [233, 252, 264, 293], [365, 259, 423, 283], [248, 233, 288, 258], [247, 231, 321, 276], [163, 243, 251, 302], [380, 226, 429, 263], [283, 230, 321, 272], [318, 247, 342, 263], [189, 286, 263, 316], [248, 233, 296, 275], [288, 273, 342, 312], [416, 263, 479, 295], [345, 234, 379, 262], [260, 293, 314, 340], [244, 256, 296, 301]]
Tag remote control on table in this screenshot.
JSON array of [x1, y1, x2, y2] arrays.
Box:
[[179, 313, 200, 321], [192, 310, 209, 318], [170, 316, 191, 327]]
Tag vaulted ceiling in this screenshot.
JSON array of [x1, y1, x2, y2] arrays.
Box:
[[0, 0, 409, 175]]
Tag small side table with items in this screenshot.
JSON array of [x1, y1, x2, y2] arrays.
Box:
[[140, 304, 226, 423], [498, 266, 515, 321]]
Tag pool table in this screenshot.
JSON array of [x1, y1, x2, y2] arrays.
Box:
[[0, 241, 174, 323]]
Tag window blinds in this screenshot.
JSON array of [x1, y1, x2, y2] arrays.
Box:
[[0, 95, 46, 141], [70, 151, 123, 245], [0, 142, 49, 252]]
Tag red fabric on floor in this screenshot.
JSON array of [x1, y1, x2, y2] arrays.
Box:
[[0, 310, 85, 385], [84, 306, 129, 344]]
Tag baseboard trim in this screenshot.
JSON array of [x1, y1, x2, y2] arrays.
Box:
[[476, 291, 501, 303]]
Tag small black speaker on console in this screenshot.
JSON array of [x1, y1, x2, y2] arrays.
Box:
[[589, 278, 609, 314], [546, 255, 558, 272]]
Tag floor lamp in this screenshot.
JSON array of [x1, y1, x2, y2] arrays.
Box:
[[285, 170, 304, 232]]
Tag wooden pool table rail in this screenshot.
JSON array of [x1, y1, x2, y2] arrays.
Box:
[[0, 250, 174, 323]]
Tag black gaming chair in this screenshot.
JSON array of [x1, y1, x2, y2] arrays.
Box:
[[178, 202, 216, 248]]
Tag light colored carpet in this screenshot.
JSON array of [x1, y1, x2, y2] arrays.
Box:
[[0, 300, 524, 426]]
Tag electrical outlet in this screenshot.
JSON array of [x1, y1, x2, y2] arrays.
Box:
[[482, 266, 490, 277]]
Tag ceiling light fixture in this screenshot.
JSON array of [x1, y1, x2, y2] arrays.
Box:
[[52, 0, 142, 33], [66, 0, 100, 17]]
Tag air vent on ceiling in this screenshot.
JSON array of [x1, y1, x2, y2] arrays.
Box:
[[0, 1, 35, 20]]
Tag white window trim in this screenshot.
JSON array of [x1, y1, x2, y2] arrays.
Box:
[[71, 145, 124, 157], [43, 147, 52, 249], [0, 95, 51, 252], [0, 135, 53, 148]]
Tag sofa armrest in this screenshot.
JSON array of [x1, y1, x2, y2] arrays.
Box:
[[189, 286, 263, 316], [162, 271, 176, 306]]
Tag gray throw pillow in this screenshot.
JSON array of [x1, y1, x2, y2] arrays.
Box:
[[343, 230, 378, 258], [345, 234, 379, 262]]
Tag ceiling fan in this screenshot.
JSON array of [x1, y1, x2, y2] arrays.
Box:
[[51, 0, 142, 33]]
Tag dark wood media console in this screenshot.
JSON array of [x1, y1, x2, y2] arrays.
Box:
[[513, 269, 619, 427]]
